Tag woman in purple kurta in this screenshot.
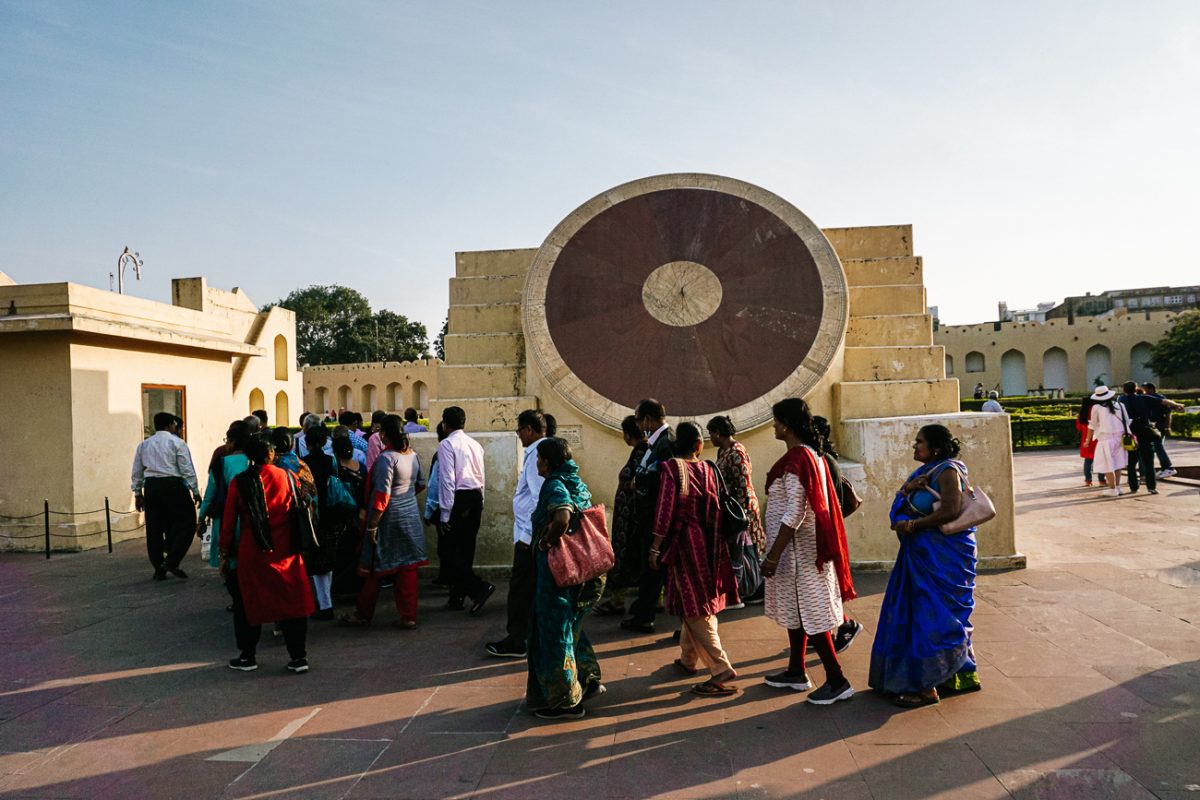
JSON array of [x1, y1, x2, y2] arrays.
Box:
[[649, 423, 739, 696]]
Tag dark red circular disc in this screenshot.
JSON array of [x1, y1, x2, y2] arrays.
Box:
[[543, 187, 825, 416]]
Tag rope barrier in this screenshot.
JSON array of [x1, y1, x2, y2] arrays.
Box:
[[0, 497, 144, 555]]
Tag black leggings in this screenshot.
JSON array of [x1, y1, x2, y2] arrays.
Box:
[[226, 570, 307, 660]]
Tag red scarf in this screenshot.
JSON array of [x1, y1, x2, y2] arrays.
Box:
[[766, 445, 856, 602]]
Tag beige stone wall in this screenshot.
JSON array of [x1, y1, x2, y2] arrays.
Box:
[[408, 430, 520, 567], [67, 337, 235, 550], [0, 334, 75, 532], [840, 412, 1020, 568], [937, 310, 1182, 396], [303, 359, 441, 418]]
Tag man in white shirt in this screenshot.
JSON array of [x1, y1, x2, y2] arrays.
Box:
[[486, 409, 547, 658], [437, 406, 494, 613], [981, 391, 1004, 413], [131, 412, 201, 581]]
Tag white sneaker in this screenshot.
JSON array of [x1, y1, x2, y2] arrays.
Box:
[[1157, 468, 1177, 479], [1104, 488, 1122, 497]]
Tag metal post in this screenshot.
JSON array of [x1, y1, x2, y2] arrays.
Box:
[[43, 499, 50, 559], [105, 497, 113, 553]]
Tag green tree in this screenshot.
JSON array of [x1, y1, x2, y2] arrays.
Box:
[[435, 316, 448, 360], [271, 285, 429, 365], [1148, 310, 1200, 377]]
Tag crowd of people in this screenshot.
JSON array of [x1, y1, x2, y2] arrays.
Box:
[[130, 397, 992, 719], [1077, 381, 1184, 497]]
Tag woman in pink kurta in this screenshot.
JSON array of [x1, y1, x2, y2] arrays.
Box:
[[649, 423, 739, 696]]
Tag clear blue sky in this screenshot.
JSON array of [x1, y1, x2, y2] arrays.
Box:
[[3, 2, 1198, 342]]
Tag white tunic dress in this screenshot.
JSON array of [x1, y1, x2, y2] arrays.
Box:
[[763, 447, 843, 635], [1089, 403, 1129, 474]]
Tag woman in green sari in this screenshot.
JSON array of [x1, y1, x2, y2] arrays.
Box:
[[526, 437, 605, 720]]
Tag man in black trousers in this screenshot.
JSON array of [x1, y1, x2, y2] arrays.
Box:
[[436, 406, 495, 614], [622, 398, 675, 633], [131, 412, 201, 580]]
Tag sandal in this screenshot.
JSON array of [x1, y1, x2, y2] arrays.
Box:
[[692, 680, 738, 697], [672, 659, 700, 676], [337, 613, 370, 627], [392, 619, 418, 630], [893, 691, 939, 708]]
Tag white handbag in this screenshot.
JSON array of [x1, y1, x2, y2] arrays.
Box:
[[927, 464, 997, 534]]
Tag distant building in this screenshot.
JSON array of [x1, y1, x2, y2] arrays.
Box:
[[1045, 286, 1200, 320], [998, 300, 1056, 324]]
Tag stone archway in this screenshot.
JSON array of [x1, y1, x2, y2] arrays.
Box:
[[1042, 347, 1068, 391], [1001, 349, 1027, 396], [1130, 342, 1155, 384], [1086, 345, 1112, 388]]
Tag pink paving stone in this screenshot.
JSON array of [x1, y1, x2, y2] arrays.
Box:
[[0, 443, 1195, 798]]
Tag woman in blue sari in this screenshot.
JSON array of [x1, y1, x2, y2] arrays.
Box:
[[870, 424, 981, 708], [526, 437, 604, 721]]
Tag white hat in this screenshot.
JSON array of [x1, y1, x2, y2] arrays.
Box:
[[1091, 386, 1116, 401]]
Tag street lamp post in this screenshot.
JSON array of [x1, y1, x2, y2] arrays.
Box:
[[116, 246, 143, 294]]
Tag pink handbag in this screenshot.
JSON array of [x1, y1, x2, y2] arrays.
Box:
[[547, 504, 614, 588]]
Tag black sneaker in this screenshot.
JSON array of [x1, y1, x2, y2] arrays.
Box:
[[167, 567, 188, 579], [534, 704, 585, 720], [286, 658, 309, 674], [806, 681, 854, 705], [228, 657, 257, 672], [834, 620, 864, 654], [153, 567, 168, 581], [764, 671, 813, 691], [446, 597, 465, 611], [485, 639, 527, 659]]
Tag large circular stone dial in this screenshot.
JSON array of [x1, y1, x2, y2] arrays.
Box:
[[523, 173, 847, 432]]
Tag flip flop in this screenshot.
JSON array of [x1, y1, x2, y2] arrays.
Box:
[[692, 680, 738, 697], [672, 659, 700, 676]]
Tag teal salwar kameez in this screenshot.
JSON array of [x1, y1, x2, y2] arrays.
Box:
[[526, 461, 604, 711]]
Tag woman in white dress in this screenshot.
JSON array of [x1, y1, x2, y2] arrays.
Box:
[[1084, 386, 1130, 497], [761, 398, 857, 706]]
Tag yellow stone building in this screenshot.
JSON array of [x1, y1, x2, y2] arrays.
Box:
[[0, 273, 302, 551], [303, 359, 440, 420], [936, 309, 1184, 397]]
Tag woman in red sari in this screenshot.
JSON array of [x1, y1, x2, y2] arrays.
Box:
[[649, 422, 740, 697], [219, 437, 315, 674]]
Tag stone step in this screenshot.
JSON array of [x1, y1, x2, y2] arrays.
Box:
[[843, 345, 946, 382], [834, 378, 960, 421], [437, 363, 526, 399], [443, 332, 524, 365], [849, 284, 926, 317], [455, 248, 537, 279], [448, 275, 525, 306], [447, 302, 522, 335], [846, 314, 932, 347], [822, 225, 913, 261], [429, 396, 539, 433], [843, 256, 923, 287]]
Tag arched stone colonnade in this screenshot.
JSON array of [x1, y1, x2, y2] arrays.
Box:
[[935, 312, 1177, 396], [302, 360, 440, 417]]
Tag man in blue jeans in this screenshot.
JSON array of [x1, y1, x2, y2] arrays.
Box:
[[1141, 382, 1185, 479]]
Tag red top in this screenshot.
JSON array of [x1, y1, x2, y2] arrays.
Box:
[[220, 464, 315, 626]]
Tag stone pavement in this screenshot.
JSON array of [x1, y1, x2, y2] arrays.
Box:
[[0, 443, 1197, 799]]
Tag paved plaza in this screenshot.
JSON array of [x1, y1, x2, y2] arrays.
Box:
[[1, 444, 1197, 799]]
